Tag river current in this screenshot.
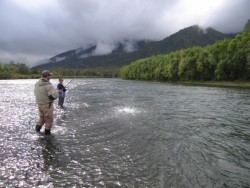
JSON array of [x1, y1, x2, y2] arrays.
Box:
[[0, 78, 250, 187]]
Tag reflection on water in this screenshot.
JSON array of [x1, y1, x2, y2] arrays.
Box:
[[37, 136, 66, 171], [0, 78, 250, 187]]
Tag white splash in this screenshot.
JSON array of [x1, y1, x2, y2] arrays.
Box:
[[115, 106, 140, 115]]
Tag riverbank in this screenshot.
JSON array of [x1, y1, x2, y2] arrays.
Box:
[[1, 76, 250, 89], [178, 81, 250, 88], [0, 75, 116, 80]]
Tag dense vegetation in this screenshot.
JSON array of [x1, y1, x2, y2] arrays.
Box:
[[49, 67, 120, 78], [0, 62, 39, 79], [120, 32, 250, 81], [0, 62, 119, 79]]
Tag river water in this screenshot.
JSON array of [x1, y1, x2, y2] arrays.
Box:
[[0, 78, 250, 187]]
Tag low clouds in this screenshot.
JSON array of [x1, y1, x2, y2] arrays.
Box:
[[0, 0, 250, 67]]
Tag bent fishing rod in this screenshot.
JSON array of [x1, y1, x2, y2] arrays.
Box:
[[49, 78, 74, 87], [65, 79, 74, 87]]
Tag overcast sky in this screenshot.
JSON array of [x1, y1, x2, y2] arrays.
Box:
[[0, 0, 250, 67]]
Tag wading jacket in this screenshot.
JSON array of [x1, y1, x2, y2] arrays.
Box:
[[34, 78, 58, 105]]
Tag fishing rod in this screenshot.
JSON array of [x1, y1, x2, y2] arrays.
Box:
[[50, 78, 74, 88], [65, 79, 74, 87]]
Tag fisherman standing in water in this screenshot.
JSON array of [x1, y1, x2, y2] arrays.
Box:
[[57, 78, 67, 108], [34, 70, 58, 135]]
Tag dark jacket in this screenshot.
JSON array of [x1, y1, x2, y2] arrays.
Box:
[[57, 83, 66, 97]]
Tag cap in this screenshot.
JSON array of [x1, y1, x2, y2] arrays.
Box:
[[59, 78, 63, 81], [42, 70, 52, 76]]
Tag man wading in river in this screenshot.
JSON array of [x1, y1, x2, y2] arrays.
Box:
[[34, 70, 58, 135]]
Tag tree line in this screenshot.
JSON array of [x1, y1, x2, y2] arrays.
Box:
[[0, 62, 39, 79], [50, 67, 119, 78], [120, 32, 250, 81], [0, 62, 119, 79]]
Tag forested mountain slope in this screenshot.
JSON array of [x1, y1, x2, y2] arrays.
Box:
[[120, 32, 250, 81], [33, 25, 233, 70]]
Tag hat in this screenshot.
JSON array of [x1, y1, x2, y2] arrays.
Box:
[[42, 70, 52, 76]]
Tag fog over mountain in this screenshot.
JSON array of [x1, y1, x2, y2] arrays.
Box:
[[0, 0, 250, 67]]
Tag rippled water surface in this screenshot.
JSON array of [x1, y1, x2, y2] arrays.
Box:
[[0, 78, 250, 187]]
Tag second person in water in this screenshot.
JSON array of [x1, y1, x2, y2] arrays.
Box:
[[57, 78, 67, 108]]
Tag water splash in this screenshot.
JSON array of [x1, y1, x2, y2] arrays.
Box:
[[115, 106, 140, 115]]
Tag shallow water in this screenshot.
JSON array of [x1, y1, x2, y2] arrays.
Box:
[[0, 78, 250, 187]]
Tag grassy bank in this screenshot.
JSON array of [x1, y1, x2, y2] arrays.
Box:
[[0, 74, 116, 79], [178, 81, 250, 88]]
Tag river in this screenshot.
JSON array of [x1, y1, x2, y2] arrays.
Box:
[[0, 78, 250, 187]]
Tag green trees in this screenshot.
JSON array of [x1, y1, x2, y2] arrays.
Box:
[[120, 32, 250, 81], [0, 62, 120, 79], [0, 62, 31, 79], [52, 67, 120, 78]]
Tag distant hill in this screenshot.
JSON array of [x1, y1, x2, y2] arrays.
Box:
[[141, 25, 235, 54], [33, 25, 234, 70], [47, 40, 150, 64]]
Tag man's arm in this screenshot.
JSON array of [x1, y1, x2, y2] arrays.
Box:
[[47, 84, 59, 100]]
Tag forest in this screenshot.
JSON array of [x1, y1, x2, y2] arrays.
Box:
[[0, 62, 119, 79], [120, 32, 250, 82], [0, 62, 38, 79]]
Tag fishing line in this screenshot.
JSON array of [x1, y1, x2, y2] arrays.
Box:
[[65, 79, 74, 87]]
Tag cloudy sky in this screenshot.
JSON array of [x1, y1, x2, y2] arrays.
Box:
[[0, 0, 250, 67]]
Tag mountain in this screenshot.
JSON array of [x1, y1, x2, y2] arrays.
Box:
[[141, 25, 235, 54], [49, 46, 96, 62], [47, 40, 150, 64], [33, 25, 234, 70]]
